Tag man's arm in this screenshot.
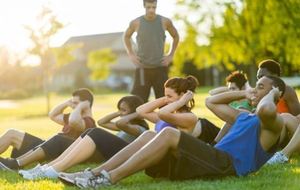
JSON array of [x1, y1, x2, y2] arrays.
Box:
[[284, 85, 300, 116], [162, 17, 179, 66], [123, 19, 141, 66], [209, 86, 229, 96], [48, 99, 71, 125], [257, 88, 283, 133], [68, 101, 91, 131], [214, 123, 232, 143], [205, 91, 245, 124]]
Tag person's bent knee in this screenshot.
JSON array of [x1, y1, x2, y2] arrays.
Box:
[[5, 129, 24, 137], [158, 127, 181, 145], [136, 131, 156, 143]]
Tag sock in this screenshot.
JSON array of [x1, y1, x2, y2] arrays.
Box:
[[16, 159, 21, 167], [44, 166, 59, 178]]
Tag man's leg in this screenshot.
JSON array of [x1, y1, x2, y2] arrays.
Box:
[[108, 128, 180, 184], [91, 131, 156, 174], [0, 129, 25, 154], [131, 68, 151, 102], [18, 134, 74, 167], [152, 67, 168, 99]]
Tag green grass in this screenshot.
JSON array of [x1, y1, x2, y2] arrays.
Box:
[[0, 89, 300, 190]]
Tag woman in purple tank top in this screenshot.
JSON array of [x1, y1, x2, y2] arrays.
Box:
[[57, 75, 200, 185]]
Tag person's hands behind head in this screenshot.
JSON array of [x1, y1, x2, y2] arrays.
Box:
[[270, 86, 281, 103], [245, 87, 256, 102], [78, 100, 91, 111], [179, 90, 194, 105], [66, 98, 77, 109]]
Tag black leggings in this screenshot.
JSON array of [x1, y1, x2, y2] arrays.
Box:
[[11, 133, 44, 158], [81, 128, 129, 160], [38, 134, 75, 160]]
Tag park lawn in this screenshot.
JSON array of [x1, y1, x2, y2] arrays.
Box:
[[0, 89, 300, 190]]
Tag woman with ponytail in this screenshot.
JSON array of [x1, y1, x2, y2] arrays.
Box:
[[58, 76, 200, 187]]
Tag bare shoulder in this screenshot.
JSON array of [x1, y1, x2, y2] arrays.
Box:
[[284, 85, 297, 96], [129, 17, 140, 30], [160, 15, 173, 26]]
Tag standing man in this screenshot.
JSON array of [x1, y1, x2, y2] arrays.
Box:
[[124, 0, 179, 102]]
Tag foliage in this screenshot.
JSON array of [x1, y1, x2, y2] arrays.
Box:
[[173, 0, 300, 78], [24, 6, 77, 112], [87, 48, 117, 80]]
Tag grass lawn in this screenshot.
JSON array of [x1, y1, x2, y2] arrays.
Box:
[[0, 89, 300, 190]]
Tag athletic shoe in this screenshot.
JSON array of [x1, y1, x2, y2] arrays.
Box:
[[75, 170, 112, 189], [19, 164, 45, 177], [266, 151, 289, 165], [22, 166, 59, 180], [58, 168, 94, 185], [22, 166, 46, 180]]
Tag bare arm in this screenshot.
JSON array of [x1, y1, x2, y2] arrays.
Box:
[[205, 91, 245, 124], [136, 97, 167, 123], [214, 123, 231, 143], [123, 19, 141, 66], [116, 112, 146, 136], [284, 85, 300, 116], [68, 101, 91, 131], [162, 17, 179, 66], [97, 111, 121, 131], [48, 99, 71, 125], [158, 91, 197, 131], [209, 86, 229, 96], [257, 88, 283, 133]]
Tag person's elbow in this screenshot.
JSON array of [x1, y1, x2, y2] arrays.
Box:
[[157, 110, 172, 121], [205, 97, 214, 111], [136, 107, 145, 117], [257, 103, 277, 120]]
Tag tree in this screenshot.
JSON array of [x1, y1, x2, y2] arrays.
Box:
[[25, 6, 77, 113], [173, 0, 300, 83], [87, 48, 117, 81]]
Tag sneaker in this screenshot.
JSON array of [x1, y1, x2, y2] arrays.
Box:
[[19, 164, 44, 177], [58, 168, 94, 185], [75, 170, 112, 189], [267, 151, 289, 165], [22, 168, 46, 180]]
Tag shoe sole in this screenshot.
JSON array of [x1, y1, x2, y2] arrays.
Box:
[[58, 175, 76, 186]]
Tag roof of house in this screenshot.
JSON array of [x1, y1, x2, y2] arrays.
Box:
[[64, 32, 125, 54]]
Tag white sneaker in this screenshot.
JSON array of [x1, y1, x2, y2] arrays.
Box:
[[59, 168, 94, 185], [22, 165, 58, 180], [19, 164, 46, 177], [75, 170, 112, 189], [267, 151, 289, 165], [22, 166, 47, 180]]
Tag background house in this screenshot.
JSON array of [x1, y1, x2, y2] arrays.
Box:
[[51, 32, 135, 91]]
